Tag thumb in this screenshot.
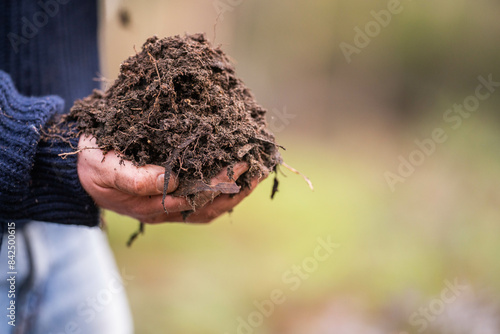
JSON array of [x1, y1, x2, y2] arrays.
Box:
[[110, 161, 179, 196], [79, 135, 178, 196]]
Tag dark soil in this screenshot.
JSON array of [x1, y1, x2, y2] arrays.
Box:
[[69, 33, 282, 209]]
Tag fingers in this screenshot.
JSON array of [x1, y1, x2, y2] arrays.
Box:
[[129, 194, 193, 219], [210, 162, 249, 185], [148, 165, 262, 223], [78, 135, 264, 224], [109, 161, 178, 196], [78, 135, 178, 196], [184, 176, 259, 223], [142, 175, 261, 224], [188, 162, 249, 209], [90, 185, 193, 221]]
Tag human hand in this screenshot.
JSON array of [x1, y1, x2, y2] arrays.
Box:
[[77, 135, 265, 223]]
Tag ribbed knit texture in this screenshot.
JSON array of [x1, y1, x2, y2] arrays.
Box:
[[0, 0, 100, 226], [0, 71, 99, 226], [0, 0, 100, 111]]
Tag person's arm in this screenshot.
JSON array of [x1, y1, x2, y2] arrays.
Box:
[[0, 70, 99, 226], [0, 70, 264, 226], [0, 71, 99, 226]]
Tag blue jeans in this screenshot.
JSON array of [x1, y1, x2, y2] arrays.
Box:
[[0, 221, 133, 334]]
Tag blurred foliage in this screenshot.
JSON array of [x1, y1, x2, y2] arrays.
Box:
[[107, 117, 500, 333], [99, 0, 500, 332]]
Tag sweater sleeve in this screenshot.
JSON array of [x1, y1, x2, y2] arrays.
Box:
[[0, 71, 99, 226]]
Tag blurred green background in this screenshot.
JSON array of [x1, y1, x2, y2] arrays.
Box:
[[98, 0, 500, 333]]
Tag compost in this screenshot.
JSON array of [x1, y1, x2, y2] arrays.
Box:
[[69, 33, 282, 209]]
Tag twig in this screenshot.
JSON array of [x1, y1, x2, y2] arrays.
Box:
[[253, 135, 286, 150], [1, 111, 13, 118], [213, 11, 223, 44], [271, 174, 279, 199], [58, 150, 82, 158], [127, 221, 145, 247], [143, 124, 163, 131], [281, 162, 314, 191], [147, 51, 162, 123], [161, 164, 172, 213], [58, 146, 105, 159]]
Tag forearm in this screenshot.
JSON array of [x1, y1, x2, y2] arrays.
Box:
[[0, 71, 99, 226]]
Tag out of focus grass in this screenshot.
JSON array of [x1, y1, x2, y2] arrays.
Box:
[[105, 116, 500, 334], [98, 0, 500, 331]]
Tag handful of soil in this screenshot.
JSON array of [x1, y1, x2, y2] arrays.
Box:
[[69, 33, 282, 210]]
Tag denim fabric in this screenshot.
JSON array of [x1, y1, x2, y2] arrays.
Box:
[[0, 221, 133, 334]]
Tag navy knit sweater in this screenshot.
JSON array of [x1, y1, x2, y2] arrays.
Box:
[[0, 0, 100, 227]]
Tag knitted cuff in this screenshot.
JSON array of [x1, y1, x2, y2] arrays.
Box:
[[28, 124, 100, 226], [0, 71, 99, 226]]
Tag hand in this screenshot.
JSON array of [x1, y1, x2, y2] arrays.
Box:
[[77, 135, 265, 224]]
